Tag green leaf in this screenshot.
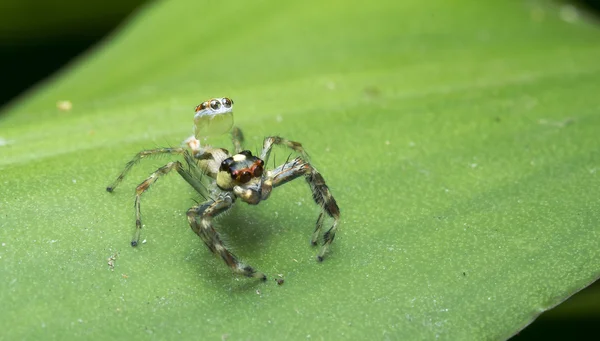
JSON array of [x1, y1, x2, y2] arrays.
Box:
[[1, 0, 599, 339]]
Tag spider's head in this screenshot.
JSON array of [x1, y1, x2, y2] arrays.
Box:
[[217, 150, 264, 191], [194, 97, 234, 139]]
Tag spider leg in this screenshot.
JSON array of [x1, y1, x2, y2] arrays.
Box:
[[313, 212, 325, 246], [107, 147, 195, 192], [130, 160, 207, 246], [259, 136, 310, 166], [268, 157, 340, 261], [187, 194, 266, 280], [231, 127, 244, 154]]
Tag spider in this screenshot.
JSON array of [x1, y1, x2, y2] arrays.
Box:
[[106, 97, 340, 280]]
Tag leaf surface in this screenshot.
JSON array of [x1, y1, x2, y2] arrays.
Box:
[[1, 1, 599, 339]]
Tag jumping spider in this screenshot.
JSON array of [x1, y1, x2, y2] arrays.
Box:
[[106, 97, 340, 280]]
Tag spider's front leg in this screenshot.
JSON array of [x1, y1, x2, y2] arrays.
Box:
[[129, 160, 207, 246], [106, 147, 192, 192], [259, 135, 340, 260], [268, 157, 340, 262], [107, 147, 208, 246], [260, 136, 310, 165], [187, 194, 267, 280]]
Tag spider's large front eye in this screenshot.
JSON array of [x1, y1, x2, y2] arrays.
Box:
[[238, 171, 252, 183], [210, 99, 221, 110], [222, 98, 233, 108]]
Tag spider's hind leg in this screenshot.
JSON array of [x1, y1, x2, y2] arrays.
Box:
[[187, 194, 267, 280]]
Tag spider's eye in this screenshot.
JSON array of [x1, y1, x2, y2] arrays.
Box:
[[222, 98, 233, 108], [238, 171, 252, 183], [210, 99, 221, 110]]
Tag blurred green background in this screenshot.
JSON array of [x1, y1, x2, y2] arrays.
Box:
[[0, 0, 145, 108], [1, 0, 598, 339]]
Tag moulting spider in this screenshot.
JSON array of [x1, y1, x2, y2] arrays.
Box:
[[106, 98, 340, 280]]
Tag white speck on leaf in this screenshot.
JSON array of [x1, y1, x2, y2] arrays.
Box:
[[0, 138, 13, 147], [56, 100, 73, 111]]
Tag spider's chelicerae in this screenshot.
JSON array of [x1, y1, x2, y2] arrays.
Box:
[[106, 97, 340, 280]]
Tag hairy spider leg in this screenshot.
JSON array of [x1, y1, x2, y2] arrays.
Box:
[[313, 212, 325, 246], [106, 147, 205, 193], [131, 160, 207, 246], [187, 194, 267, 280], [267, 157, 340, 261], [259, 136, 311, 165], [231, 126, 245, 154]]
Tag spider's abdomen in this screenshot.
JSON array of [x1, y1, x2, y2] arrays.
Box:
[[217, 150, 264, 190], [195, 147, 230, 178]]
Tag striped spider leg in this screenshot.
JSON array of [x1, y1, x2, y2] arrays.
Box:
[[106, 147, 208, 246], [258, 137, 340, 261], [186, 192, 267, 280]]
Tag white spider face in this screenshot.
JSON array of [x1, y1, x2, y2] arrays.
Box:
[[194, 97, 234, 140]]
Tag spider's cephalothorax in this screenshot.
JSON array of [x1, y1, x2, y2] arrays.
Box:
[[106, 97, 340, 280], [193, 97, 234, 140]]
